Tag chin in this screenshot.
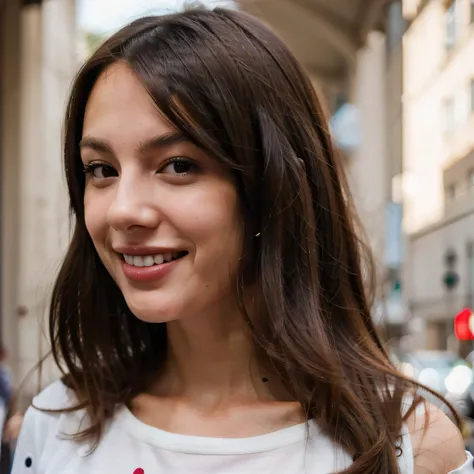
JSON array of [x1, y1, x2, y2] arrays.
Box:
[[124, 295, 182, 324], [132, 311, 177, 324]]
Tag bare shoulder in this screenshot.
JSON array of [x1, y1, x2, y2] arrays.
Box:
[[406, 402, 467, 474]]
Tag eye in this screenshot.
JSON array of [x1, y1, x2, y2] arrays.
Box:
[[160, 157, 196, 176], [84, 162, 118, 179]]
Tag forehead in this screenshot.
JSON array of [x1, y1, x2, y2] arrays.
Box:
[[82, 62, 174, 142]]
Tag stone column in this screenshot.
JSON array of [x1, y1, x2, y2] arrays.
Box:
[[348, 31, 388, 264], [40, 0, 77, 384], [14, 0, 76, 398], [1, 0, 21, 382], [16, 2, 46, 397]]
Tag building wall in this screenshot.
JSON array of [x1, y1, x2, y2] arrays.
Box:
[[346, 3, 407, 328], [386, 2, 405, 183], [384, 2, 407, 329], [403, 0, 474, 350], [1, 0, 76, 403], [347, 31, 388, 271], [406, 205, 474, 350], [403, 0, 474, 234], [1, 0, 21, 383], [238, 0, 405, 327]]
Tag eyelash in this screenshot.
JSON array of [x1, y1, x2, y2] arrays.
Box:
[[82, 157, 197, 178], [165, 157, 197, 176], [82, 161, 112, 175]]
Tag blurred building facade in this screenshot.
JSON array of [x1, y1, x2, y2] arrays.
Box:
[[237, 0, 408, 344], [402, 0, 474, 354], [239, 0, 474, 354], [0, 0, 76, 402]]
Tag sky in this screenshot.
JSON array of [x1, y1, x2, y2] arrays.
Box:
[[78, 0, 235, 34]]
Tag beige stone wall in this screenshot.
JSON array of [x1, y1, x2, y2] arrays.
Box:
[[406, 206, 474, 348], [1, 0, 21, 384], [403, 0, 474, 233], [402, 0, 474, 349], [347, 24, 407, 328], [347, 31, 389, 270], [1, 0, 76, 399], [386, 36, 404, 181]]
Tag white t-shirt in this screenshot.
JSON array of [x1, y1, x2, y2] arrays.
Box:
[[11, 381, 474, 474]]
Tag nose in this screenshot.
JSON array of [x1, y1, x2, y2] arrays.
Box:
[[106, 173, 160, 232]]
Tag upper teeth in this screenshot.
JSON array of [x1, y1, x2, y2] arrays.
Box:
[[123, 252, 181, 267]]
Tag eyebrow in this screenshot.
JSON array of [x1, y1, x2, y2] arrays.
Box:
[[79, 136, 112, 154], [137, 131, 190, 154], [79, 131, 191, 155]]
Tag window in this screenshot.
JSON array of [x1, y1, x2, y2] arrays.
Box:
[[334, 93, 346, 113], [471, 80, 474, 113], [444, 91, 468, 132], [444, 97, 456, 133], [455, 89, 468, 124], [469, 169, 474, 189], [446, 1, 457, 50], [446, 183, 456, 200], [386, 2, 406, 50], [467, 242, 474, 313]]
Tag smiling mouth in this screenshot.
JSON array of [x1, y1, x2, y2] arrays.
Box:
[[122, 251, 188, 267]]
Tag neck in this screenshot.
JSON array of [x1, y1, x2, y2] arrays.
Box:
[[152, 303, 276, 407]]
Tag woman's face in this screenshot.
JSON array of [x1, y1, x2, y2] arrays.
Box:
[[81, 63, 244, 323]]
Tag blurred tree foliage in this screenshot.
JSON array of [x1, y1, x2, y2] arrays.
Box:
[[85, 31, 105, 55]]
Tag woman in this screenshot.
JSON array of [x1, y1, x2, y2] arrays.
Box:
[[11, 6, 472, 474], [0, 344, 14, 470]]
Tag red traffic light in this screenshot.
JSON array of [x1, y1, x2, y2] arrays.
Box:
[[454, 308, 474, 340]]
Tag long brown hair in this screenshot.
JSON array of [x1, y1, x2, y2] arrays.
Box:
[[50, 6, 458, 473]]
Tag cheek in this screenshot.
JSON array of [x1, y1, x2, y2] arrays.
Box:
[[180, 183, 244, 263], [84, 190, 108, 245]]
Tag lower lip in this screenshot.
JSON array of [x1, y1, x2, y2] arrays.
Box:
[[121, 258, 182, 282]]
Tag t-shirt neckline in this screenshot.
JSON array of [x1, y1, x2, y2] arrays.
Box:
[[117, 405, 318, 455]]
